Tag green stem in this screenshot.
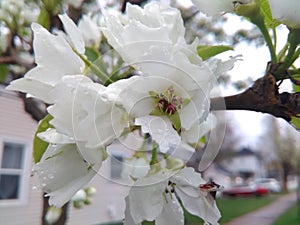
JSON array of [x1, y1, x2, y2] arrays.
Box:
[[288, 48, 300, 67], [150, 144, 158, 165], [252, 18, 277, 63], [277, 43, 289, 62], [282, 44, 298, 70], [75, 51, 112, 84], [281, 29, 300, 70]]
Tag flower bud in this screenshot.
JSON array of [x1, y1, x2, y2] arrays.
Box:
[[45, 206, 62, 225], [234, 0, 261, 19]]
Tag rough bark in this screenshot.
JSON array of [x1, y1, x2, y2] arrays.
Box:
[[211, 74, 300, 122]]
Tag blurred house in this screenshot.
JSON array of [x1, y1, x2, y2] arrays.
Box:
[[204, 147, 266, 187], [0, 85, 130, 225], [0, 85, 42, 224]]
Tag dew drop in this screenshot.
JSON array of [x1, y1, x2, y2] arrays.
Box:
[[43, 176, 47, 180], [42, 183, 47, 187], [32, 185, 38, 190]]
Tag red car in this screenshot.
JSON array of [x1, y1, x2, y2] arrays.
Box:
[[222, 184, 269, 197]]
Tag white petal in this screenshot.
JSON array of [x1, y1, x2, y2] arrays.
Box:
[[124, 196, 142, 225], [135, 115, 181, 153], [33, 144, 103, 207], [37, 129, 74, 144], [206, 56, 241, 79], [156, 194, 184, 225], [269, 0, 300, 28], [29, 23, 84, 84], [129, 172, 169, 223], [59, 14, 85, 54], [101, 2, 186, 64], [78, 15, 102, 47], [176, 187, 221, 225], [182, 113, 217, 144], [191, 0, 233, 16], [6, 78, 53, 103], [171, 167, 205, 188], [121, 157, 150, 181], [48, 75, 127, 147]]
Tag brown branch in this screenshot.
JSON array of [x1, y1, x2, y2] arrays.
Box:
[[211, 74, 300, 121], [0, 53, 34, 70]]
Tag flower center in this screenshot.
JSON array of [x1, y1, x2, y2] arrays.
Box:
[[152, 86, 183, 115]]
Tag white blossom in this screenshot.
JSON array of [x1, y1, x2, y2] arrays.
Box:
[[269, 0, 300, 28], [58, 14, 85, 54], [101, 2, 194, 65], [46, 75, 128, 148], [101, 2, 237, 154], [7, 22, 84, 103], [125, 167, 221, 225], [102, 49, 214, 153], [191, 0, 254, 16], [78, 14, 102, 48], [33, 141, 105, 207]]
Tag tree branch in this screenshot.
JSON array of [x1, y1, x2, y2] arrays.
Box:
[[211, 74, 300, 121]]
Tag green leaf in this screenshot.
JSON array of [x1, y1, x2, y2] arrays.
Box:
[[260, 0, 280, 28], [38, 7, 50, 29], [33, 114, 53, 163], [291, 117, 300, 130], [292, 75, 300, 92], [197, 45, 233, 60], [0, 64, 8, 82], [169, 112, 181, 134], [85, 47, 108, 76]]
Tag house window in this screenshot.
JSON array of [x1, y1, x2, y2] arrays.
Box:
[[0, 141, 28, 204], [110, 155, 123, 179]]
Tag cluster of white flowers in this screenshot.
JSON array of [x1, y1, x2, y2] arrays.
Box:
[[192, 0, 300, 29], [7, 2, 239, 225]]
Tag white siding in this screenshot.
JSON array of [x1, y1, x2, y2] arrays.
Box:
[[0, 87, 43, 225]]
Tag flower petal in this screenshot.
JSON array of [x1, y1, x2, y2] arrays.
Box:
[[121, 157, 150, 181], [135, 115, 181, 153], [155, 194, 184, 225], [124, 196, 142, 225], [48, 75, 128, 148], [128, 172, 169, 223], [269, 0, 300, 28], [78, 15, 102, 47], [176, 187, 221, 225], [6, 78, 53, 103], [191, 0, 233, 16], [37, 128, 74, 144], [6, 23, 84, 103], [59, 14, 85, 54], [29, 23, 84, 84], [33, 144, 103, 207]]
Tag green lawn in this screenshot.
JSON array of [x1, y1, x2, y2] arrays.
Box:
[[218, 195, 278, 223], [273, 203, 300, 225], [100, 195, 278, 225]]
